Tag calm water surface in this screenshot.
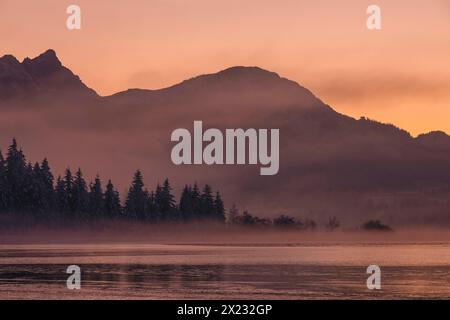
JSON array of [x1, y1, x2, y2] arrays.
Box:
[[1, 243, 450, 299]]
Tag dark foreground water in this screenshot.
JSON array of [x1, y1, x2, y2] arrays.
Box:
[[1, 243, 450, 299]]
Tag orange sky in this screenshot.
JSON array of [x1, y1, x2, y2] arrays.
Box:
[[1, 0, 449, 136]]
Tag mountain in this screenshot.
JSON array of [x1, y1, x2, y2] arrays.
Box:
[[0, 49, 97, 100], [1, 49, 450, 226]]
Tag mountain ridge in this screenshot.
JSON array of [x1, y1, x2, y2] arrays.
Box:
[[1, 49, 446, 140], [1, 50, 450, 224]]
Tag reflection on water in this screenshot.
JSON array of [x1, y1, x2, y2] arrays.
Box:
[[0, 244, 450, 299]]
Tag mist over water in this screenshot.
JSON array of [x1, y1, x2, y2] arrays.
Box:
[[1, 225, 450, 299]]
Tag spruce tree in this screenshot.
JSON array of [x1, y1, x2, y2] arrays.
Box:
[[124, 170, 148, 220], [179, 185, 193, 222], [39, 159, 54, 213], [72, 168, 89, 220], [155, 179, 177, 221], [55, 176, 68, 217], [104, 180, 122, 219], [5, 139, 27, 212], [0, 151, 7, 213], [154, 183, 162, 220], [62, 168, 75, 220], [147, 191, 157, 222], [30, 162, 45, 215], [191, 183, 201, 218], [200, 184, 214, 218], [22, 162, 35, 214], [214, 191, 226, 222], [88, 175, 104, 219]]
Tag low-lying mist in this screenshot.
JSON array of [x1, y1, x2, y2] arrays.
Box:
[[2, 220, 450, 245]]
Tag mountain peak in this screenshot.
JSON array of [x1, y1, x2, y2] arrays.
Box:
[[22, 49, 62, 77], [24, 49, 58, 61], [41, 49, 57, 57], [0, 54, 20, 65], [191, 66, 283, 85], [0, 49, 97, 101], [31, 49, 58, 61], [216, 66, 280, 78], [110, 65, 324, 112], [171, 65, 304, 93]]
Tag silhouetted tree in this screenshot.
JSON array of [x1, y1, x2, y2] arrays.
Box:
[[179, 185, 194, 222], [214, 191, 225, 222], [191, 183, 201, 216], [88, 175, 104, 219], [22, 163, 35, 213], [26, 162, 45, 215], [146, 190, 157, 221], [63, 168, 74, 218], [55, 176, 68, 217], [72, 168, 89, 220], [155, 179, 177, 221], [5, 139, 27, 212], [124, 170, 149, 220], [154, 183, 163, 221], [200, 184, 214, 218], [104, 180, 122, 219], [38, 159, 55, 213], [0, 151, 7, 212]]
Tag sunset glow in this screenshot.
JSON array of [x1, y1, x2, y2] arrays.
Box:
[[1, 0, 449, 135]]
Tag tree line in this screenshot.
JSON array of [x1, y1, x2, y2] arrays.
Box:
[[0, 139, 225, 223], [0, 139, 392, 231]]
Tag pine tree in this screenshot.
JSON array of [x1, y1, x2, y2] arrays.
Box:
[[88, 175, 104, 219], [191, 183, 201, 218], [39, 159, 54, 213], [22, 162, 35, 213], [62, 168, 75, 220], [29, 162, 45, 215], [154, 183, 162, 220], [104, 180, 122, 219], [124, 170, 149, 220], [200, 184, 214, 218], [179, 185, 193, 222], [147, 191, 157, 222], [5, 139, 27, 212], [55, 176, 68, 217], [214, 191, 226, 222], [155, 179, 177, 221], [72, 168, 89, 220], [0, 151, 7, 212]]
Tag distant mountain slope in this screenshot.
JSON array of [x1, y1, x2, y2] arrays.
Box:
[[0, 49, 450, 226], [416, 131, 450, 151]]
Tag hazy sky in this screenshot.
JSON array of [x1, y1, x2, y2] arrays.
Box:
[[1, 0, 449, 136]]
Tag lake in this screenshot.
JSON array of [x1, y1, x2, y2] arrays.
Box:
[[1, 243, 450, 299]]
